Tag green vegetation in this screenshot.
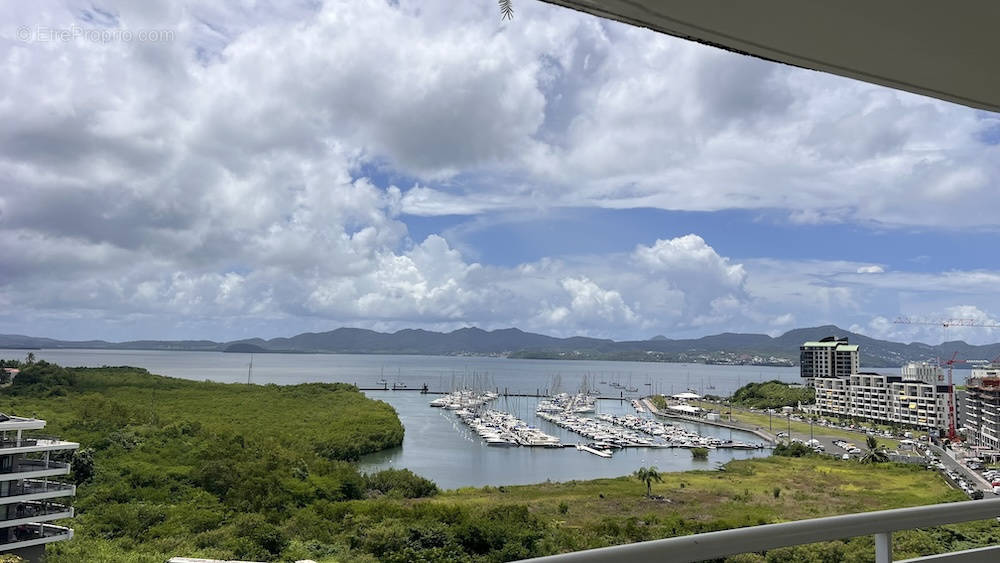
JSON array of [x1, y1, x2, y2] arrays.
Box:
[[860, 435, 890, 464], [731, 380, 815, 409], [692, 400, 902, 450], [690, 447, 710, 460], [436, 456, 996, 561], [772, 442, 815, 457], [2, 362, 407, 562], [3, 362, 996, 562], [633, 466, 663, 497]]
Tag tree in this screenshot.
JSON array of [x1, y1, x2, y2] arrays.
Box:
[[633, 466, 663, 498], [72, 448, 96, 485], [499, 0, 513, 20], [860, 435, 889, 464], [24, 352, 35, 365]]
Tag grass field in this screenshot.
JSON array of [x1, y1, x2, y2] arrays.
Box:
[[693, 400, 902, 449], [418, 456, 985, 561], [442, 455, 960, 524]]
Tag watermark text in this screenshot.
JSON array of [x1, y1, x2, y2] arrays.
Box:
[[16, 25, 175, 43]]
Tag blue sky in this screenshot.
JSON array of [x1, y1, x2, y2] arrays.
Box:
[[2, 0, 1000, 345], [406, 208, 997, 272]]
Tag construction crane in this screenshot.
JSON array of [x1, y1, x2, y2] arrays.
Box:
[[893, 316, 1000, 441], [893, 317, 1000, 329]]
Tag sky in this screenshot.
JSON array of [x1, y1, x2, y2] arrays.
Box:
[[2, 0, 1000, 345]]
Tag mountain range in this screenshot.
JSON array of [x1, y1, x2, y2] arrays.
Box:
[[3, 325, 1000, 368]]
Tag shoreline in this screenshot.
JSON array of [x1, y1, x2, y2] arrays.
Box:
[[643, 397, 778, 444]]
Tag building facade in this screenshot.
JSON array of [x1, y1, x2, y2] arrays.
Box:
[[964, 365, 1000, 453], [0, 413, 78, 562], [800, 337, 859, 382], [806, 343, 955, 433]]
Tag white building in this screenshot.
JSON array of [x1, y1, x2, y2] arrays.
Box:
[[800, 337, 859, 384], [964, 365, 1000, 454], [808, 350, 955, 433], [0, 413, 78, 562]]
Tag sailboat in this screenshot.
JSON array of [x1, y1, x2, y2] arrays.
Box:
[[706, 376, 716, 390]]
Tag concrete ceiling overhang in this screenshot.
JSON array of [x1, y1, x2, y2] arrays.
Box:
[[541, 0, 1000, 113]]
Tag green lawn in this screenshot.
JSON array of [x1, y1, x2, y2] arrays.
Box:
[[693, 401, 901, 449], [420, 456, 982, 561]]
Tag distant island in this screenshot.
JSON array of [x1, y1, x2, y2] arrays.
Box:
[[2, 325, 998, 368]]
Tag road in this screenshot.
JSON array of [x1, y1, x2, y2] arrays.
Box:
[[928, 444, 993, 493]]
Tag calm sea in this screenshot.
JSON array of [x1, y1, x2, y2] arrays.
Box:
[[0, 348, 799, 488]]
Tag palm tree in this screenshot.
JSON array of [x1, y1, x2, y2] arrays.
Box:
[[499, 0, 513, 20], [860, 435, 889, 464], [634, 466, 663, 498]]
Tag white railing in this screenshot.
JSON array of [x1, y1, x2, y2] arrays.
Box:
[[523, 498, 1000, 563]]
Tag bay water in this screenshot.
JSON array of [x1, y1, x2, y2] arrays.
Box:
[[0, 348, 798, 488]]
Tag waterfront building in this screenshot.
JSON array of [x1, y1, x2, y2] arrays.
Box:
[[0, 413, 78, 562], [964, 365, 1000, 455], [807, 341, 954, 433], [800, 337, 859, 384]]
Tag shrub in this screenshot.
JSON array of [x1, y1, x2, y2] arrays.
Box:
[[691, 447, 710, 460], [364, 468, 438, 498], [773, 442, 814, 457]]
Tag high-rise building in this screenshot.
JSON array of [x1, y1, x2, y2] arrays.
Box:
[[800, 336, 859, 383], [0, 413, 78, 562], [804, 338, 955, 434], [964, 365, 1000, 453]]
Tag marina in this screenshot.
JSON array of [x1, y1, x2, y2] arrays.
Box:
[[454, 408, 562, 448], [0, 348, 780, 488], [429, 389, 499, 410], [430, 390, 766, 459]]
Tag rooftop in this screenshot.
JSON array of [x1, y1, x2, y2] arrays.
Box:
[[802, 342, 858, 351], [0, 413, 46, 431]]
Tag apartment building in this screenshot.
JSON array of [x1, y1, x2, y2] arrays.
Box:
[[800, 337, 859, 383], [806, 340, 954, 433], [964, 365, 1000, 453], [0, 413, 78, 562]]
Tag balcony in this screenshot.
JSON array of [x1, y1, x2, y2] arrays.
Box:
[[0, 437, 79, 456], [0, 480, 75, 505], [524, 498, 1000, 563], [0, 501, 73, 527], [0, 523, 73, 551], [0, 459, 70, 483]]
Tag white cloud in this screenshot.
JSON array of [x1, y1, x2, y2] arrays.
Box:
[[548, 277, 638, 326], [2, 0, 1000, 341]]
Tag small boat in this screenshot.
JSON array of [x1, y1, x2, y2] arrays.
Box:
[[377, 378, 387, 386], [576, 443, 612, 458]]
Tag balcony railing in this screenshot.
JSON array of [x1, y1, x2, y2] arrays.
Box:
[[0, 436, 74, 450], [2, 459, 70, 474], [0, 523, 72, 547], [0, 501, 72, 523], [523, 498, 1000, 563], [0, 480, 74, 499]]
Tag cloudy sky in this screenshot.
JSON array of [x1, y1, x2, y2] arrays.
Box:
[[2, 0, 1000, 344]]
